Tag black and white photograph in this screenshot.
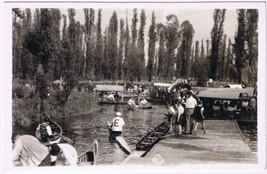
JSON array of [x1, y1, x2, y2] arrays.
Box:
[[1, 1, 266, 173]]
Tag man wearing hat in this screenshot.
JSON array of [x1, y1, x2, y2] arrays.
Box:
[[110, 112, 125, 136]]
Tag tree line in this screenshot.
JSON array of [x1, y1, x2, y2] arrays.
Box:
[[13, 8, 258, 86]]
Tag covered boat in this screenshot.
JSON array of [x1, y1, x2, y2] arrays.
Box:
[[95, 85, 127, 105]]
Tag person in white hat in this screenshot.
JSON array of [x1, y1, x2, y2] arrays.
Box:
[[110, 112, 125, 136]]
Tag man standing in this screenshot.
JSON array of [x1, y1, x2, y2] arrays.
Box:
[[185, 92, 197, 134], [176, 100, 185, 136], [110, 112, 125, 136], [12, 134, 51, 166], [50, 143, 78, 166]]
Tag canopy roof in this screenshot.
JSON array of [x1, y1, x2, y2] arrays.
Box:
[[154, 83, 172, 87], [197, 87, 254, 100], [95, 85, 124, 92]]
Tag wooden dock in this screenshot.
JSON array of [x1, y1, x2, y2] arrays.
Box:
[[123, 120, 257, 166]]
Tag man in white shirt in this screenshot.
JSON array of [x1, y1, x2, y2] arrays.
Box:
[[12, 134, 51, 166], [139, 97, 148, 107], [185, 92, 197, 134], [107, 93, 116, 101], [50, 143, 78, 166], [176, 101, 185, 136], [110, 112, 125, 136]]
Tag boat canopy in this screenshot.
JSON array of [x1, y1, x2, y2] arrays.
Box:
[[153, 83, 172, 87], [95, 85, 124, 92], [197, 87, 254, 100]]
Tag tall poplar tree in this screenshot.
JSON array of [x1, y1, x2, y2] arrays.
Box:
[[137, 9, 146, 81], [234, 9, 246, 83], [209, 9, 226, 80], [147, 11, 156, 82]]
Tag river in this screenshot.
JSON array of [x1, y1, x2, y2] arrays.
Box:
[[54, 92, 257, 165]]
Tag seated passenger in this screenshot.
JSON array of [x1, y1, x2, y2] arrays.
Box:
[[107, 93, 116, 101], [128, 97, 138, 108], [139, 97, 148, 107]]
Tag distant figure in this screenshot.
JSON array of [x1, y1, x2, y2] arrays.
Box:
[[139, 97, 148, 107], [192, 101, 206, 135], [36, 117, 54, 143], [128, 97, 138, 109], [176, 100, 185, 136], [185, 92, 197, 134], [107, 93, 116, 102], [166, 105, 176, 133], [50, 143, 78, 166], [12, 134, 51, 166], [110, 112, 125, 136]]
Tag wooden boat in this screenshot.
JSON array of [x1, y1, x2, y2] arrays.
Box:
[[77, 140, 99, 166], [35, 117, 62, 144], [95, 85, 128, 105], [107, 122, 131, 155], [97, 100, 128, 105], [127, 104, 153, 110], [136, 121, 170, 152]]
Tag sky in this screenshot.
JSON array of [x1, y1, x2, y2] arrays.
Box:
[[60, 8, 238, 44]]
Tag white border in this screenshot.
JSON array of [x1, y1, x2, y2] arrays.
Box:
[[1, 1, 266, 174]]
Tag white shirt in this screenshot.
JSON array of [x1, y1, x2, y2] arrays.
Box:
[[111, 116, 125, 132], [128, 98, 136, 106], [140, 99, 148, 106], [52, 143, 78, 166], [107, 94, 115, 101], [185, 96, 197, 109], [177, 105, 185, 120]]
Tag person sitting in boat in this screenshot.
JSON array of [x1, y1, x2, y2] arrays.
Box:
[[110, 112, 125, 136], [107, 92, 116, 102], [139, 97, 148, 107], [50, 143, 78, 166], [128, 97, 138, 108], [36, 117, 55, 143]]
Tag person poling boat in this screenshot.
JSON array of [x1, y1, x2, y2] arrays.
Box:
[[108, 112, 125, 136], [107, 112, 131, 155], [36, 117, 60, 144]]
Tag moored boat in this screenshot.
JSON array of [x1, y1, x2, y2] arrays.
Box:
[[127, 104, 153, 110], [136, 121, 170, 152], [107, 122, 131, 155]]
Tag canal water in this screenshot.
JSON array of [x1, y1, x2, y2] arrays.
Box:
[[54, 92, 257, 165]]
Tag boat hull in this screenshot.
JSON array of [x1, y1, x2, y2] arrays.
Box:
[[107, 122, 131, 155]]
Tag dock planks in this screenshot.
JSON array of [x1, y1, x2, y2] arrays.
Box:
[[124, 120, 257, 165]]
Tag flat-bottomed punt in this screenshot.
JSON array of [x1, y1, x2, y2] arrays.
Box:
[[136, 121, 170, 154]]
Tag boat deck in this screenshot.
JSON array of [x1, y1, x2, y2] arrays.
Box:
[[123, 120, 257, 165]]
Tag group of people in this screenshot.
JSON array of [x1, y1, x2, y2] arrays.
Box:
[[12, 117, 78, 167], [127, 96, 148, 108], [166, 91, 206, 136]]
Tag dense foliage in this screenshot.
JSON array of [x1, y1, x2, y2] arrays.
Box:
[[12, 8, 259, 116]]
